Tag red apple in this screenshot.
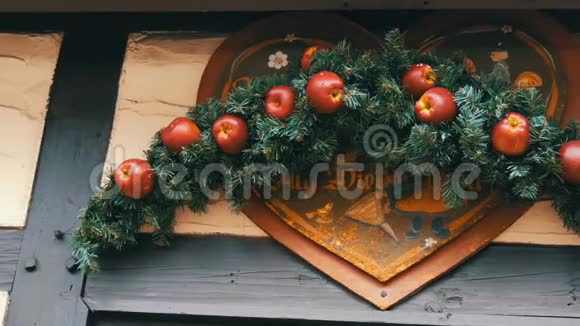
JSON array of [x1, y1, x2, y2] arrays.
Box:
[[265, 86, 295, 120], [559, 140, 580, 184], [161, 117, 201, 152], [114, 159, 155, 199], [306, 71, 344, 114], [301, 46, 326, 71], [212, 115, 249, 154], [402, 64, 437, 97], [491, 112, 531, 156], [414, 87, 457, 124]]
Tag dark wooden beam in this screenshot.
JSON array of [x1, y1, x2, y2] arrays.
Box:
[[5, 30, 127, 325], [91, 312, 408, 326], [2, 0, 580, 12], [84, 238, 580, 326], [0, 230, 22, 291], [0, 12, 578, 35]]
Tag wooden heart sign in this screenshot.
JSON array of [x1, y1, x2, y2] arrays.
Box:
[[197, 12, 580, 309]]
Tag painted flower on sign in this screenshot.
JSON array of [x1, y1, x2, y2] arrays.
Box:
[[284, 33, 298, 42], [422, 237, 438, 249], [268, 51, 289, 70], [501, 25, 513, 34]]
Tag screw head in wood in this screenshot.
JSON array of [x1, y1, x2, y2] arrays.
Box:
[[65, 257, 79, 273], [380, 290, 388, 297], [24, 257, 37, 272], [54, 229, 64, 240]]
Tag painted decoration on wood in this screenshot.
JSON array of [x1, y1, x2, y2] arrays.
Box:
[[416, 24, 563, 122], [264, 168, 495, 282], [196, 13, 381, 103], [198, 12, 580, 309], [405, 11, 580, 128]]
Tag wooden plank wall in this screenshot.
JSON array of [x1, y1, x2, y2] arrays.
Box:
[[85, 237, 580, 325]]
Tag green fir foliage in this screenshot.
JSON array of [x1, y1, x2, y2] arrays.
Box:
[[73, 29, 580, 272]]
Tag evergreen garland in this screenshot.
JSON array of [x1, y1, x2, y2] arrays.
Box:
[[73, 30, 579, 272]]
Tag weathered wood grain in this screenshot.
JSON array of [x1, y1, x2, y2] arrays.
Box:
[[84, 237, 580, 325], [0, 230, 22, 291]]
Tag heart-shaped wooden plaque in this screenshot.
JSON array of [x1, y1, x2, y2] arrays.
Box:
[[197, 12, 580, 309]]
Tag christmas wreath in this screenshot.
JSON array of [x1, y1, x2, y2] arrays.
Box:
[[73, 30, 580, 272]]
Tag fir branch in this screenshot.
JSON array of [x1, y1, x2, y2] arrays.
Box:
[[442, 176, 464, 209], [72, 28, 580, 272], [552, 184, 580, 232]]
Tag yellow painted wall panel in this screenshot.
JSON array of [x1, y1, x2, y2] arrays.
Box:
[[0, 33, 63, 227]]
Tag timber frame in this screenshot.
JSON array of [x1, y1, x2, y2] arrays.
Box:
[[0, 9, 578, 326]]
